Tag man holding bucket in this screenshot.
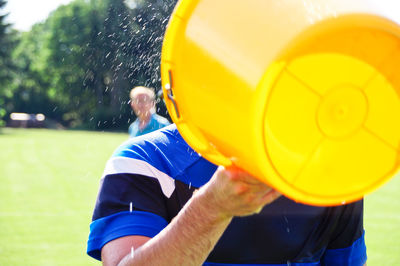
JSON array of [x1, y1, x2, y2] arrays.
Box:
[[86, 0, 400, 263], [86, 124, 366, 265]]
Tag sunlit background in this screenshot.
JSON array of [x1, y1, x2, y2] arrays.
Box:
[[1, 0, 176, 130], [0, 0, 399, 265]]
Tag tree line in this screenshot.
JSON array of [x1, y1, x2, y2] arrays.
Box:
[[0, 0, 177, 130]]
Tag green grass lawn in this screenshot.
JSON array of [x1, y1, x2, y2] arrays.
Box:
[[364, 173, 400, 265], [0, 128, 399, 265], [0, 128, 128, 265]]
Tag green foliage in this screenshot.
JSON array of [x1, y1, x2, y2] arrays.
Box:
[[44, 0, 105, 126], [7, 24, 59, 120], [3, 0, 176, 130], [0, 0, 18, 126]]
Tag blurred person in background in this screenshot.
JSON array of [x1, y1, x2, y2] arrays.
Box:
[[128, 86, 170, 137]]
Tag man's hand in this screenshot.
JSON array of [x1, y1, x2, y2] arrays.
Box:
[[104, 166, 280, 266], [201, 166, 281, 218]]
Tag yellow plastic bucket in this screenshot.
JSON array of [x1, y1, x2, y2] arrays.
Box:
[[161, 0, 400, 206]]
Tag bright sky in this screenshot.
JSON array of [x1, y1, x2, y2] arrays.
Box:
[[3, 0, 74, 31]]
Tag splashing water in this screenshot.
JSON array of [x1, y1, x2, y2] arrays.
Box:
[[283, 215, 290, 234]]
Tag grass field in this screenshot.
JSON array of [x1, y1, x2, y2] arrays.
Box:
[[0, 128, 399, 265], [0, 128, 127, 265]]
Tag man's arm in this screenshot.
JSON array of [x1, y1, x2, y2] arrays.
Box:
[[101, 166, 281, 266], [102, 235, 151, 266]]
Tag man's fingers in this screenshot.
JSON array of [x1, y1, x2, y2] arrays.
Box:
[[260, 189, 281, 205], [225, 166, 265, 185], [249, 190, 281, 215]]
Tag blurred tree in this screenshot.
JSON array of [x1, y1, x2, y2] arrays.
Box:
[[122, 0, 177, 125], [0, 0, 18, 126], [4, 0, 178, 130], [93, 0, 136, 129], [41, 0, 137, 129], [127, 0, 177, 89], [44, 0, 102, 128], [7, 23, 59, 122]]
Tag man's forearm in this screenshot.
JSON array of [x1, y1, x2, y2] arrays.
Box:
[[119, 188, 233, 266]]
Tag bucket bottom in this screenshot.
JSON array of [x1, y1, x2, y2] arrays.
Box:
[[260, 15, 400, 205]]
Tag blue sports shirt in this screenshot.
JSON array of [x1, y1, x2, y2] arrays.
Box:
[[87, 124, 367, 265], [128, 113, 170, 137]]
